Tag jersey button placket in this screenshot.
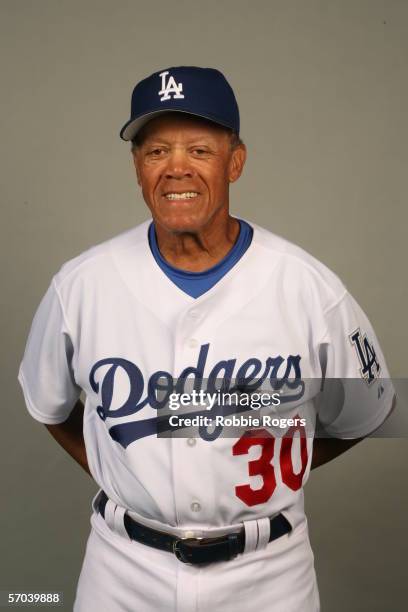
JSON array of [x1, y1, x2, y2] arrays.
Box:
[[171, 309, 213, 527]]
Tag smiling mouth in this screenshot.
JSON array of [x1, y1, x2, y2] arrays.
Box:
[[163, 192, 199, 201]]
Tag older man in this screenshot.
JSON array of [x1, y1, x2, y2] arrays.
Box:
[[18, 66, 395, 612]]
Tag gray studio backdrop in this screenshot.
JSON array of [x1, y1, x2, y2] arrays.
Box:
[[1, 1, 407, 610]]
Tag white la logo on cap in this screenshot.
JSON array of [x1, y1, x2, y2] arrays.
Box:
[[158, 71, 185, 101]]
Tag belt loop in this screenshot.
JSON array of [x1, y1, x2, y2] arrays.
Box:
[[104, 499, 117, 531], [113, 505, 132, 541], [243, 520, 258, 554], [91, 489, 103, 514], [256, 517, 271, 551]]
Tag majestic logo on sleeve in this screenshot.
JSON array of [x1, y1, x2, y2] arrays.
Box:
[[89, 343, 304, 448], [158, 71, 184, 101], [349, 328, 381, 384]]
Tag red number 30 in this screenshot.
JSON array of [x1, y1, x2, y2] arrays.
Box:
[[232, 420, 308, 507]]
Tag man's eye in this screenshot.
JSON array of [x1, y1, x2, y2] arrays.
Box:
[[193, 148, 208, 155], [148, 148, 165, 156]]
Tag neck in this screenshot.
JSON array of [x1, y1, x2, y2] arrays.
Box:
[[153, 213, 240, 272]]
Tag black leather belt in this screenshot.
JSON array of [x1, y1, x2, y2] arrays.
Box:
[[98, 491, 292, 565]]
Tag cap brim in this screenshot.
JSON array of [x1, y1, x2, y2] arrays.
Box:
[[120, 109, 235, 141]]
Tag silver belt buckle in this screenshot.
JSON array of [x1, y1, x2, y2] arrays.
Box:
[[173, 536, 203, 564]]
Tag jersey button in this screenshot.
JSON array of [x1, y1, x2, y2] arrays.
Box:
[[190, 501, 201, 512], [189, 310, 199, 319], [188, 338, 198, 348], [187, 438, 196, 447]]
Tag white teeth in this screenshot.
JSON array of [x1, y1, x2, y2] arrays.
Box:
[[165, 192, 198, 200]]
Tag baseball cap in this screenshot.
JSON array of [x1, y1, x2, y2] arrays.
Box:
[[119, 66, 240, 141]]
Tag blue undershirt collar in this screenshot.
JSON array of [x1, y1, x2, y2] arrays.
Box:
[[148, 219, 253, 298]]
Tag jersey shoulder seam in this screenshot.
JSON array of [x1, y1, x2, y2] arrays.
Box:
[[322, 289, 349, 317], [53, 222, 150, 291], [54, 249, 112, 289], [51, 277, 76, 339], [317, 290, 350, 346], [250, 224, 346, 305]]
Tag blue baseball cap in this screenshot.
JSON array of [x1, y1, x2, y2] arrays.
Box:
[[120, 66, 240, 141]]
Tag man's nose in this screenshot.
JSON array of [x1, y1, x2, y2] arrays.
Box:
[[164, 149, 193, 179]]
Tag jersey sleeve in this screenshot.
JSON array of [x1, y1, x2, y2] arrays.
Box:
[[316, 291, 395, 439], [18, 278, 82, 424]]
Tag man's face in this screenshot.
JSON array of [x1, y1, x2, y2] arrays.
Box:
[[132, 114, 246, 234]]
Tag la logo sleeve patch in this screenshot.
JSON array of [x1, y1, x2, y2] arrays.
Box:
[[349, 328, 381, 384]]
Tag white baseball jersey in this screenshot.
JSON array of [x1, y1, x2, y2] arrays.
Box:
[[18, 218, 394, 612]]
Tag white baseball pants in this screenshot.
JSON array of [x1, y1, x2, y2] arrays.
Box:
[[73, 500, 320, 612]]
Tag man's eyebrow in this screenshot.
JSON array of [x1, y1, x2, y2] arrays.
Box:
[[140, 138, 170, 146], [142, 135, 219, 146], [187, 139, 216, 146]]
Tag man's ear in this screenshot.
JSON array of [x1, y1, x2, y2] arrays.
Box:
[[228, 144, 247, 183], [132, 151, 142, 186]]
